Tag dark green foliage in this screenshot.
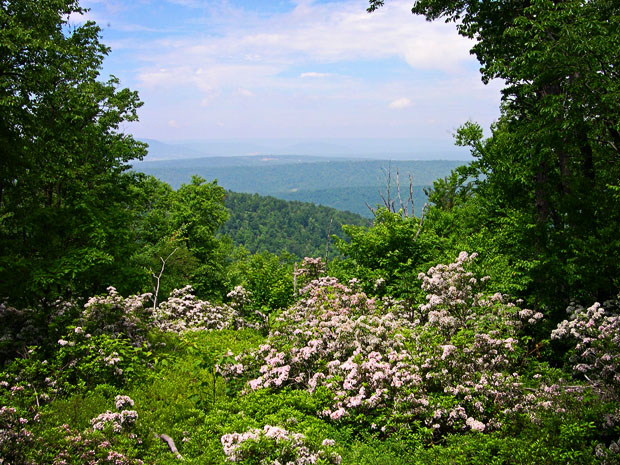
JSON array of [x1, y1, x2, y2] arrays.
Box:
[[169, 176, 230, 299], [222, 191, 369, 258], [0, 0, 146, 305], [371, 0, 620, 317], [123, 174, 230, 302]]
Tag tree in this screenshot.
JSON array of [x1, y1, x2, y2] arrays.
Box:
[[126, 174, 231, 302], [335, 207, 440, 299], [370, 0, 620, 313], [228, 249, 294, 313], [170, 176, 230, 299], [0, 0, 147, 304]]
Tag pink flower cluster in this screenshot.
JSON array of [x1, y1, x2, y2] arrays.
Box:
[[53, 422, 144, 465], [83, 285, 259, 338], [83, 287, 152, 343], [552, 298, 620, 400], [90, 409, 138, 434], [114, 395, 134, 410], [90, 395, 137, 434], [220, 424, 340, 464], [294, 257, 326, 283], [222, 254, 550, 434], [0, 405, 34, 451], [152, 285, 254, 334], [227, 286, 253, 310]]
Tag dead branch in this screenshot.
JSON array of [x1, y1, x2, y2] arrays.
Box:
[[414, 203, 428, 241], [150, 247, 178, 311], [366, 201, 376, 216], [408, 174, 414, 216], [159, 433, 184, 460], [324, 217, 333, 273], [396, 169, 404, 217]]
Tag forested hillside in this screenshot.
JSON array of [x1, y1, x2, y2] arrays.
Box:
[[1, 1, 619, 464], [222, 191, 370, 258]]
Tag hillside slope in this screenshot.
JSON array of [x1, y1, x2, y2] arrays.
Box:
[[222, 191, 370, 258]]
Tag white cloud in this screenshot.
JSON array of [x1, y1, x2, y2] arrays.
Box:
[[388, 97, 413, 109], [100, 0, 501, 140], [168, 119, 179, 127], [300, 72, 332, 78], [135, 1, 473, 83], [236, 88, 255, 97]]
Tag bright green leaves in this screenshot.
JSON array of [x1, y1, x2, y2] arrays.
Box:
[[335, 207, 440, 299]]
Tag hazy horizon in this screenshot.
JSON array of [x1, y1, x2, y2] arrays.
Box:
[[139, 136, 473, 161]]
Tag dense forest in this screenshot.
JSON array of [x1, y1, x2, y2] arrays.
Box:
[[222, 191, 370, 258], [1, 0, 619, 464]]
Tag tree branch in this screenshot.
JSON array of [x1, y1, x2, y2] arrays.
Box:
[[159, 434, 184, 460]]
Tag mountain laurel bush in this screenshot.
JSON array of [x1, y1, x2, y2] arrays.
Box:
[[220, 253, 557, 438]]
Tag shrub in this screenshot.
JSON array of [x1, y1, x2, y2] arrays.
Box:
[[221, 424, 341, 464], [220, 253, 550, 438]]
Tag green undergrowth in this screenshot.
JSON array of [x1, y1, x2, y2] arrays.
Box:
[[7, 327, 616, 465]]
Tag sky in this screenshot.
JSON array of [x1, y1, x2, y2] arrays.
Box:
[[71, 0, 504, 156]]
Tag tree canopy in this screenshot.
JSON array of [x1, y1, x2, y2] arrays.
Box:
[[0, 0, 148, 304], [370, 0, 620, 314]]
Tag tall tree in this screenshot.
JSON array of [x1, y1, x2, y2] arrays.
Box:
[[0, 0, 146, 304], [371, 0, 620, 312]]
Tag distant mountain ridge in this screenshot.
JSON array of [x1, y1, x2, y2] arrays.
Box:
[[139, 138, 471, 161], [132, 155, 467, 218]]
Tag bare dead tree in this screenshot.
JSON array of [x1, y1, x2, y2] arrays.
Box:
[[150, 247, 178, 311], [368, 165, 416, 219], [396, 169, 404, 216], [408, 174, 414, 216], [414, 203, 428, 241]]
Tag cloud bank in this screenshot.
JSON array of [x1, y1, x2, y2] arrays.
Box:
[[81, 0, 503, 142]]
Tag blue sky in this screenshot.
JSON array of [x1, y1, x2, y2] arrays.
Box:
[[72, 0, 503, 155]]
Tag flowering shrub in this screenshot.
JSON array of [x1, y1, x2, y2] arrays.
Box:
[[294, 257, 326, 292], [221, 424, 341, 464], [152, 285, 254, 333], [0, 298, 78, 364], [2, 330, 149, 408], [551, 297, 620, 458], [221, 253, 549, 436], [90, 396, 138, 433], [82, 287, 152, 344], [0, 302, 45, 364], [82, 285, 259, 339], [551, 298, 620, 398], [227, 285, 270, 329], [0, 405, 35, 464], [51, 395, 143, 465], [227, 285, 254, 312], [295, 257, 326, 282], [53, 332, 148, 390]]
